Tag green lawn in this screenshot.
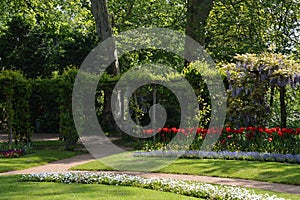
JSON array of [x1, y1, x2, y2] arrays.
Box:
[[0, 150, 79, 173], [0, 140, 85, 173], [71, 152, 300, 185], [158, 159, 300, 185], [0, 175, 199, 200]]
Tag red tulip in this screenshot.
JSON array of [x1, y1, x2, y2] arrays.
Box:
[[278, 131, 284, 137], [225, 127, 231, 133]]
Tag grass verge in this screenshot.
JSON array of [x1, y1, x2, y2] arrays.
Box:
[[0, 140, 85, 173], [0, 175, 200, 200], [71, 152, 300, 185]]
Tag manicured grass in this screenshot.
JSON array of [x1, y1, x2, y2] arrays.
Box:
[[250, 188, 300, 200], [157, 159, 300, 185], [71, 152, 300, 185], [0, 140, 85, 173], [0, 175, 199, 200], [70, 151, 175, 172], [71, 159, 113, 171], [32, 140, 87, 152], [0, 150, 79, 173]]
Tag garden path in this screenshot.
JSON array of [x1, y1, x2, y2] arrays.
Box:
[[0, 153, 299, 195], [0, 133, 299, 195]]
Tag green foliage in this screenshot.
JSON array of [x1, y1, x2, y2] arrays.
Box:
[[109, 0, 186, 74], [0, 142, 33, 158], [269, 86, 300, 128], [0, 0, 97, 78], [182, 61, 213, 128], [0, 70, 32, 143], [109, 0, 186, 33], [206, 0, 300, 61], [30, 78, 60, 133], [221, 53, 300, 127], [56, 68, 79, 150]]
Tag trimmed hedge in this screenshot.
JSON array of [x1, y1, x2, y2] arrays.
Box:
[[0, 70, 32, 144]]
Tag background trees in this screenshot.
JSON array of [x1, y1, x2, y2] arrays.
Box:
[[0, 0, 96, 78], [1, 0, 299, 76], [0, 0, 300, 148], [206, 0, 300, 61]]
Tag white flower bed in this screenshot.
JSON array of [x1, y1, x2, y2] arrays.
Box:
[[21, 172, 287, 200]]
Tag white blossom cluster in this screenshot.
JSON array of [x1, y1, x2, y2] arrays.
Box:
[[21, 172, 287, 200]]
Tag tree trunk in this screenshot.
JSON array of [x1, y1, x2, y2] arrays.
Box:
[[185, 0, 213, 65], [270, 87, 275, 107], [91, 0, 119, 75], [185, 0, 213, 46], [91, 0, 120, 132], [279, 86, 287, 128]]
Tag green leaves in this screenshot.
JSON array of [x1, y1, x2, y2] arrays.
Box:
[[0, 70, 32, 144], [206, 0, 300, 61], [0, 0, 97, 78], [221, 53, 300, 127]]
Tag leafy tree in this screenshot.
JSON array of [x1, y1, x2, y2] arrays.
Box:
[[90, 0, 120, 132], [108, 0, 186, 32], [206, 0, 300, 61], [0, 0, 96, 78]]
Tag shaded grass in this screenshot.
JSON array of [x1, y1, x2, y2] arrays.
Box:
[[0, 175, 199, 200], [157, 159, 300, 185], [72, 153, 300, 185], [0, 150, 79, 173], [0, 140, 85, 173], [32, 140, 87, 152]]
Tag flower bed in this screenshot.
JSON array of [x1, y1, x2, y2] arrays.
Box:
[[21, 172, 286, 200], [141, 127, 300, 154], [133, 150, 300, 164], [0, 142, 32, 158], [0, 149, 24, 158]]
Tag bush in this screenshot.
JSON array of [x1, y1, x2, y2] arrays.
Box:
[[56, 68, 79, 151], [0, 70, 32, 144], [30, 78, 60, 133]]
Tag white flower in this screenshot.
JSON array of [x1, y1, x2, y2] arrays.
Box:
[[21, 172, 287, 200]]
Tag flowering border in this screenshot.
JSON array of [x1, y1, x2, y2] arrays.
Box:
[[142, 127, 300, 154], [133, 150, 300, 164], [0, 149, 24, 158], [21, 172, 286, 200]]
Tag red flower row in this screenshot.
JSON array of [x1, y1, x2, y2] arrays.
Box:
[[0, 149, 23, 158], [225, 127, 300, 136], [143, 127, 300, 137]]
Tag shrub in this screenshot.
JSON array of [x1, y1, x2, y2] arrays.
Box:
[[56, 68, 79, 151], [0, 70, 32, 144]]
